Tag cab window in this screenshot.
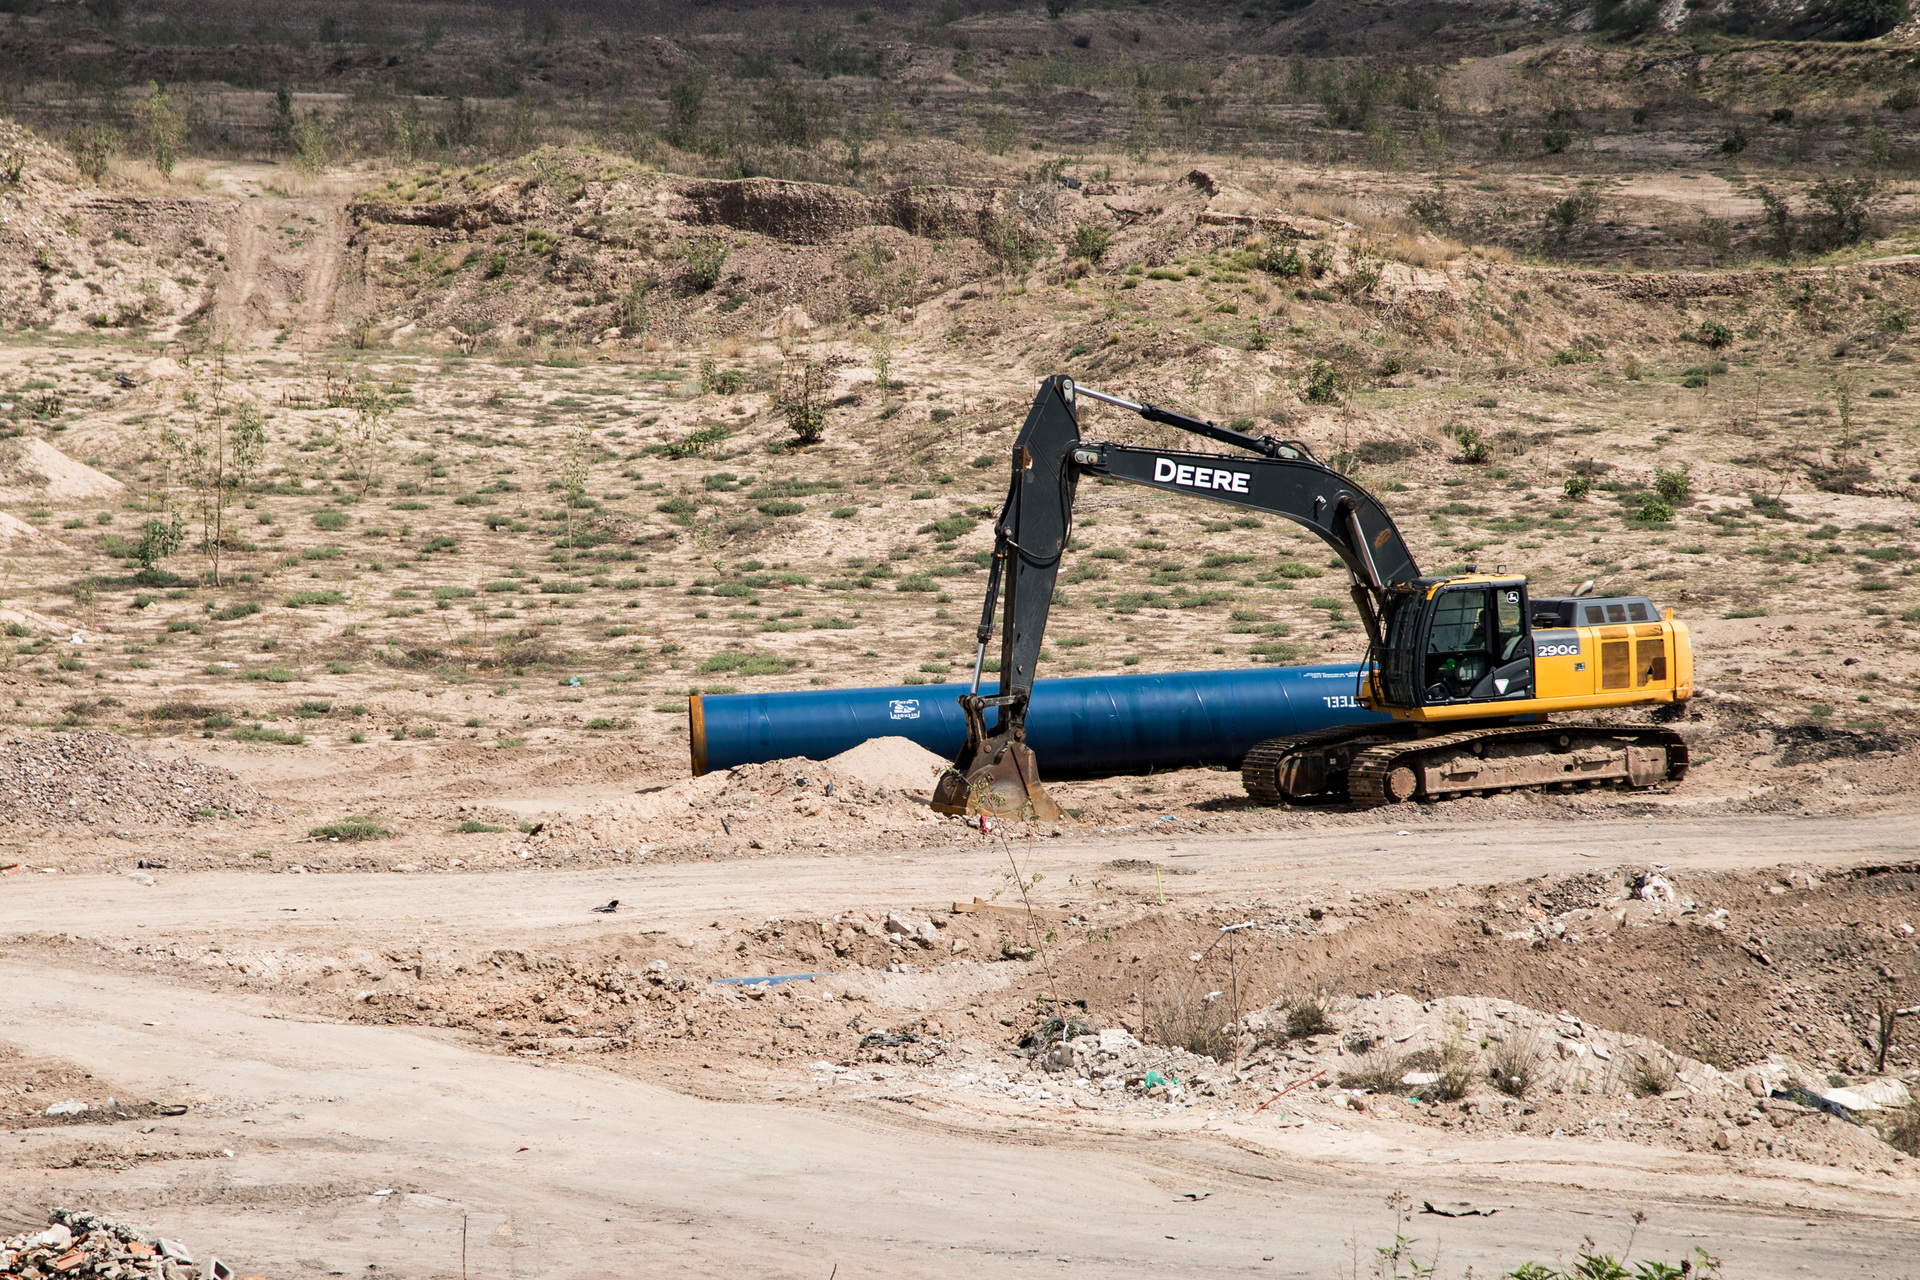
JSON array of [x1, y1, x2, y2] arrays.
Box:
[[1496, 589, 1525, 661], [1426, 589, 1490, 700]]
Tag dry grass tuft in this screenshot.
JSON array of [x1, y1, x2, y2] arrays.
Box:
[[1628, 1048, 1678, 1098], [1882, 1098, 1920, 1156], [1489, 1032, 1543, 1098], [1141, 972, 1235, 1061]]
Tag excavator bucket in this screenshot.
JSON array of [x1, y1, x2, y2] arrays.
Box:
[[929, 696, 1063, 822], [931, 739, 1062, 822]]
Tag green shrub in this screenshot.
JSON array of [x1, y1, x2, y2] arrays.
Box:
[[1635, 497, 1676, 524], [539, 581, 589, 594], [697, 651, 797, 675], [240, 667, 298, 682], [232, 724, 306, 745], [309, 817, 392, 841], [212, 601, 261, 621], [284, 591, 343, 607], [758, 500, 805, 516], [1454, 425, 1490, 465], [1069, 221, 1113, 263], [1564, 473, 1592, 501], [1653, 465, 1692, 503], [456, 820, 506, 833], [313, 509, 349, 531], [1302, 360, 1344, 404], [682, 236, 729, 290]]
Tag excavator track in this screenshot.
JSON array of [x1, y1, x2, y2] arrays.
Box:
[[1346, 722, 1691, 808], [1240, 723, 1418, 806]]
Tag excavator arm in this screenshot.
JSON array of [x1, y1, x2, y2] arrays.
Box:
[[930, 374, 1421, 818]]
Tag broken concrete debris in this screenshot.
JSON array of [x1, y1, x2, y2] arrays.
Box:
[[0, 732, 278, 831], [1, 1210, 230, 1280]]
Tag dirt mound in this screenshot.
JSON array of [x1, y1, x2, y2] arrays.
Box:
[[825, 736, 952, 796], [545, 755, 948, 851], [0, 438, 125, 503], [673, 177, 995, 244], [0, 512, 59, 545], [0, 732, 279, 831]]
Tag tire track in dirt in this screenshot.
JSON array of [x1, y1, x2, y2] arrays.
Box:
[[294, 199, 350, 342], [209, 192, 352, 343]]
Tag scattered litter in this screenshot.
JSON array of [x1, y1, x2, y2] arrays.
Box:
[[591, 899, 620, 914], [1177, 1190, 1210, 1202], [711, 973, 830, 987], [1770, 1086, 1861, 1124], [1422, 1202, 1498, 1218], [43, 1100, 87, 1116], [371, 1190, 393, 1197], [1633, 872, 1676, 903]]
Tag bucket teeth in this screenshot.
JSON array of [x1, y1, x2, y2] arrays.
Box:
[[930, 740, 1062, 822]]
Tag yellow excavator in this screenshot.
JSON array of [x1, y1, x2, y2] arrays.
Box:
[[931, 376, 1692, 816]]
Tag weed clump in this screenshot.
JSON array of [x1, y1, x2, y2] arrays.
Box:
[[1489, 1032, 1542, 1098], [309, 816, 392, 841], [1628, 1048, 1677, 1098], [1142, 973, 1235, 1061]]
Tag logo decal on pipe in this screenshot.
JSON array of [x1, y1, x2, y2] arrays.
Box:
[[889, 699, 921, 720], [1153, 457, 1250, 494]]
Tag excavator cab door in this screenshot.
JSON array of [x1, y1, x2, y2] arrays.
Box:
[[1418, 583, 1534, 707]]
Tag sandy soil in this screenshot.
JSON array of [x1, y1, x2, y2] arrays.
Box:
[[1, 77, 1919, 1277], [4, 802, 1920, 1278]]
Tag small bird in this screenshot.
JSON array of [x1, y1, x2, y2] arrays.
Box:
[[591, 899, 619, 914]]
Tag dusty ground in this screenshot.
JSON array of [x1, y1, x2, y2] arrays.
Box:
[[2, 13, 1920, 1272], [3, 812, 1920, 1279]]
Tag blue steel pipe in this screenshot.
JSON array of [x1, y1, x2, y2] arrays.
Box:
[[689, 663, 1391, 777]]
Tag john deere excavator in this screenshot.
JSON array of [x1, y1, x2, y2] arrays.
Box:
[[930, 375, 1692, 818]]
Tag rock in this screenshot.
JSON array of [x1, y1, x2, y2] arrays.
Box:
[[34, 1226, 73, 1250], [1744, 1073, 1766, 1096], [44, 1099, 87, 1116], [158, 1239, 193, 1263], [914, 921, 939, 948], [1713, 1128, 1735, 1150]]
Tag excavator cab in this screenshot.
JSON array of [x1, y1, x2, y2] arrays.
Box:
[[1376, 575, 1536, 716]]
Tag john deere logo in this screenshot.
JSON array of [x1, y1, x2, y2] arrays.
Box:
[[1153, 457, 1251, 494]]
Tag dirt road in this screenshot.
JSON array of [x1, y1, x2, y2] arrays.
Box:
[[5, 960, 1917, 1280], [5, 811, 1920, 1277], [4, 812, 1911, 949]]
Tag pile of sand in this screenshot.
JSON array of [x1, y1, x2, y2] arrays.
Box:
[[541, 747, 964, 852], [0, 438, 125, 503], [826, 736, 952, 796]]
